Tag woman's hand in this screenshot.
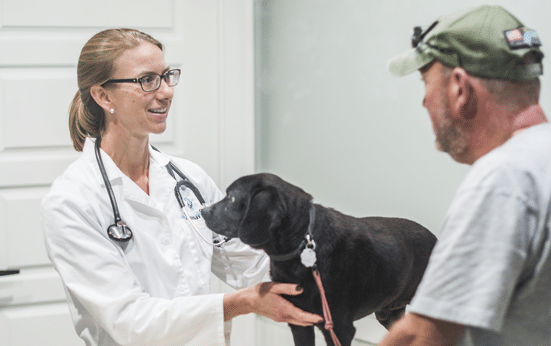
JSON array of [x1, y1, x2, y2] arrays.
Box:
[[224, 282, 323, 326]]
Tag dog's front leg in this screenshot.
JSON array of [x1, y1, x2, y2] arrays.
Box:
[[320, 321, 356, 346], [289, 324, 315, 346]]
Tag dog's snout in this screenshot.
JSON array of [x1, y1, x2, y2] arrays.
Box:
[[201, 205, 213, 220]]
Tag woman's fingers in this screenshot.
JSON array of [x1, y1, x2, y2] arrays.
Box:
[[260, 282, 304, 296], [253, 282, 323, 326]]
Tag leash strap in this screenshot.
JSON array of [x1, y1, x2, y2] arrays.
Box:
[[312, 269, 342, 346], [269, 203, 341, 345]]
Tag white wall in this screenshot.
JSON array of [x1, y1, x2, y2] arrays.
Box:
[[255, 0, 551, 235]]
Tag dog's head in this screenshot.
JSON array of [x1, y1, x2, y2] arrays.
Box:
[[202, 173, 312, 249]]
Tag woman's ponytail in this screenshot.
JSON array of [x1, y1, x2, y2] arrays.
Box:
[[69, 90, 105, 152], [69, 91, 87, 152]]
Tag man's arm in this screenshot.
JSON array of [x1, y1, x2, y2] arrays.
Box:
[[378, 313, 465, 346]]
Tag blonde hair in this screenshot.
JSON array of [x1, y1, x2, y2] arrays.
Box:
[[69, 28, 163, 151]]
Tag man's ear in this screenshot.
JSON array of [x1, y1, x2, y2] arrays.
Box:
[[448, 67, 477, 121], [90, 85, 113, 115]]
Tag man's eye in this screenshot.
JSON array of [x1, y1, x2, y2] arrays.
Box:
[[142, 75, 155, 84]]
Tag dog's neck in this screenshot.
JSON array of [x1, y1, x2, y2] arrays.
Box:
[[268, 203, 316, 262]]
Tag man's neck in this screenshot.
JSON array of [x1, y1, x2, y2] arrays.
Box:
[[512, 104, 548, 136]]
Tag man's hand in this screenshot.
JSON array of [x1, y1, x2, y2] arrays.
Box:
[[378, 312, 464, 346]]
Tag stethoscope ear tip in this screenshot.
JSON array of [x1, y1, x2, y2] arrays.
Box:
[[212, 236, 232, 247]]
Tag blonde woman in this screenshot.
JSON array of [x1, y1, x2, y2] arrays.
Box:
[[42, 28, 321, 346]]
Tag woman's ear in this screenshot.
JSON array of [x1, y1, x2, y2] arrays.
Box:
[[90, 85, 113, 114], [448, 67, 477, 121]]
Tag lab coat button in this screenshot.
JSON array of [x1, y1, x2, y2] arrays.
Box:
[[162, 237, 171, 246], [177, 284, 186, 292]]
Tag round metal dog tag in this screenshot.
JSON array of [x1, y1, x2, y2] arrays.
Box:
[[300, 248, 317, 267]]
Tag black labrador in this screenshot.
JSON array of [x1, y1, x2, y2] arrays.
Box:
[[202, 173, 437, 346]]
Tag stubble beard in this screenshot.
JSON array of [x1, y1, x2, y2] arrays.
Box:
[[434, 97, 469, 162]]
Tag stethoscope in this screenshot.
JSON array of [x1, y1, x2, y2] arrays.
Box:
[[95, 139, 228, 247]]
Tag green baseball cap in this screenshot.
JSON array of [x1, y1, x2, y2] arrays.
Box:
[[388, 5, 544, 80]]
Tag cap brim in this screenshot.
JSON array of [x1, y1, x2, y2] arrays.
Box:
[[387, 48, 435, 77]]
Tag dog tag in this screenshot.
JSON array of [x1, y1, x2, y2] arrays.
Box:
[[300, 247, 317, 268]]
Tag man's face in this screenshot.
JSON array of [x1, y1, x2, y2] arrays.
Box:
[[420, 62, 469, 162]]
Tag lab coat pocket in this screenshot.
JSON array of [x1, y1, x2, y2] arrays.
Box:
[[189, 217, 216, 248], [178, 217, 214, 289]]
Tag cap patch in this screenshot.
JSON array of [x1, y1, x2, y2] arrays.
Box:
[[504, 27, 542, 50]]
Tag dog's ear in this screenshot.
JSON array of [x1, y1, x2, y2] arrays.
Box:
[[239, 186, 282, 246]]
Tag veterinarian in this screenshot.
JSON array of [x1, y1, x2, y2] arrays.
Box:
[[381, 5, 551, 346], [41, 28, 322, 346]]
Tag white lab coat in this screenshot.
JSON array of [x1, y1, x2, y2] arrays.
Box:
[[41, 138, 270, 346]]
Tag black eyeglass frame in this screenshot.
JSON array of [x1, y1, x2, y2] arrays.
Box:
[[101, 68, 181, 92]]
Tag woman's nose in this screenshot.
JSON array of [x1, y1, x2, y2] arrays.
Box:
[[157, 78, 174, 99]]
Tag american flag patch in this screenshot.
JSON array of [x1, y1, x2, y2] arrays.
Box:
[[504, 27, 542, 50], [506, 29, 523, 41]]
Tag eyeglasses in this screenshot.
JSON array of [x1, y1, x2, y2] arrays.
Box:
[[102, 68, 181, 92]]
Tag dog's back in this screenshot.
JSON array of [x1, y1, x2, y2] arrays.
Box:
[[358, 216, 436, 310], [310, 209, 436, 323]]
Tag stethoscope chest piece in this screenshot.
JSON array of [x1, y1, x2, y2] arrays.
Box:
[[108, 221, 133, 242]]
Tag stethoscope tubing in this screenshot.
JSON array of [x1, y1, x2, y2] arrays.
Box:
[[167, 163, 206, 206], [95, 139, 122, 224], [179, 205, 227, 247], [95, 139, 133, 242]]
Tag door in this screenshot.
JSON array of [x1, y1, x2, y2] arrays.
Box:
[[0, 1, 256, 345]]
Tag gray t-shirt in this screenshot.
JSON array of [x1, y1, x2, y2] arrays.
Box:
[[410, 123, 551, 345]]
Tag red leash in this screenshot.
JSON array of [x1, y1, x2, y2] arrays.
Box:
[[298, 205, 342, 346], [312, 268, 342, 346]]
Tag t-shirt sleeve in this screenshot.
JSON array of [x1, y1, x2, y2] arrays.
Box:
[[409, 166, 536, 332]]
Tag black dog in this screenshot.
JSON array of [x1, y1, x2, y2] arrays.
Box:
[[202, 173, 436, 346]]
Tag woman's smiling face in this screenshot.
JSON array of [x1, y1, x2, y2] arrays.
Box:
[[104, 41, 174, 140]]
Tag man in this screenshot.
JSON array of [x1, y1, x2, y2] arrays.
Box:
[[381, 5, 551, 346]]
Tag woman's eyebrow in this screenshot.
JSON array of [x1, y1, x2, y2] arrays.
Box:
[[138, 67, 171, 76]]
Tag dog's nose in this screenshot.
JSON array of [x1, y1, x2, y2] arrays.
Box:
[[201, 205, 212, 219]]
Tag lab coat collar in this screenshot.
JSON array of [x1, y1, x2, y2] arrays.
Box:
[[82, 138, 172, 187], [83, 137, 122, 188], [149, 144, 172, 169], [82, 137, 175, 211]]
